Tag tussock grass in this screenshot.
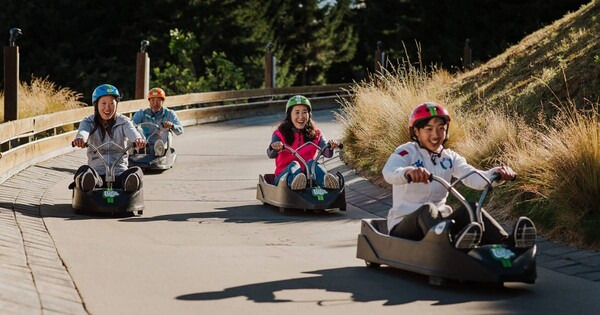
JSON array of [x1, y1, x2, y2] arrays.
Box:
[[339, 1, 600, 248], [454, 110, 523, 169], [337, 62, 457, 184], [341, 66, 600, 248], [0, 77, 85, 121], [452, 1, 599, 116], [341, 60, 600, 248], [501, 105, 600, 246]]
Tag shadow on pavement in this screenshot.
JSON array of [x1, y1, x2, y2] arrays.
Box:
[[35, 164, 78, 174], [43, 202, 139, 220], [1, 201, 139, 221], [118, 204, 354, 224], [176, 266, 531, 308], [6, 202, 353, 223]]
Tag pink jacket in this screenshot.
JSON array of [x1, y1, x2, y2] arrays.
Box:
[[273, 129, 322, 176]]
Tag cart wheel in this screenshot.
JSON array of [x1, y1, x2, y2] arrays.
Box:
[[138, 210, 144, 215], [365, 261, 380, 268], [313, 209, 323, 214], [279, 207, 286, 214], [339, 206, 347, 211]]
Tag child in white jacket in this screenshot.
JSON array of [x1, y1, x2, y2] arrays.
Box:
[[382, 102, 536, 249]]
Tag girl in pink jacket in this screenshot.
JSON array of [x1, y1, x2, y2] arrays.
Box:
[[267, 95, 340, 190], [382, 102, 537, 249]]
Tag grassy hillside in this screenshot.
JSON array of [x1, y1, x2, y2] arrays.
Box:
[[339, 1, 600, 249], [452, 1, 599, 117]]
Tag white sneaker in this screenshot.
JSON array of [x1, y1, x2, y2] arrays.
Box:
[[513, 217, 537, 248], [290, 173, 307, 190], [79, 171, 96, 192], [154, 139, 165, 156], [124, 174, 140, 192], [455, 222, 482, 249], [277, 173, 288, 185], [323, 173, 340, 189]]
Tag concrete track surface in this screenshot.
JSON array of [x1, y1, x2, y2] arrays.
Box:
[[2, 110, 600, 314]]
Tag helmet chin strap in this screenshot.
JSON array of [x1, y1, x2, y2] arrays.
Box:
[[415, 141, 446, 165]]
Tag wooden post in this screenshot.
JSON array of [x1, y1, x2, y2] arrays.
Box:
[[3, 28, 22, 122], [271, 55, 276, 88], [375, 41, 384, 74], [264, 42, 276, 89], [135, 40, 150, 99], [463, 38, 472, 70]]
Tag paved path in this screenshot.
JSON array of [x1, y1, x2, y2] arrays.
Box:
[[1, 110, 600, 314]]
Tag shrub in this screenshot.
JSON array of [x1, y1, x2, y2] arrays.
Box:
[[0, 77, 85, 121]]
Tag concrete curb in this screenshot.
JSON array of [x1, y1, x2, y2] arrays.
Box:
[[0, 153, 88, 315]]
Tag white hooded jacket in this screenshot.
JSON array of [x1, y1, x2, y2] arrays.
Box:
[[382, 142, 502, 233]]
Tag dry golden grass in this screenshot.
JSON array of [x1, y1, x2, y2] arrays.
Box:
[[500, 104, 600, 246], [337, 61, 459, 183], [454, 111, 522, 169], [0, 77, 85, 121], [339, 1, 600, 248], [341, 65, 600, 247], [451, 1, 599, 116]]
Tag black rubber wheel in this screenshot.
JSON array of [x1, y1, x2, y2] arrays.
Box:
[[365, 261, 380, 268], [138, 210, 144, 215]]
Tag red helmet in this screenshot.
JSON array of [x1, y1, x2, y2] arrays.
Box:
[[148, 87, 166, 100], [408, 102, 451, 141]]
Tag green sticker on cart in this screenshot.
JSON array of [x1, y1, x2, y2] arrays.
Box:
[[103, 190, 120, 204], [490, 245, 516, 268], [312, 187, 328, 201]]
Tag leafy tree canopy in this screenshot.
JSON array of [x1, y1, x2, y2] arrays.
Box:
[[0, 0, 588, 103]]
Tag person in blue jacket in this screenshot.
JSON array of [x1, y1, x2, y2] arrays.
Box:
[[132, 87, 183, 156]]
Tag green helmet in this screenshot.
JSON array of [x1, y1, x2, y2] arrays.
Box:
[[285, 95, 312, 113]]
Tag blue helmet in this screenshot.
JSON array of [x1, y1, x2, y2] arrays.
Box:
[[91, 84, 121, 104]]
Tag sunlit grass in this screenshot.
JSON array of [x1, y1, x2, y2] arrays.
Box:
[[337, 61, 459, 183], [0, 77, 85, 121], [340, 64, 600, 248], [501, 104, 600, 246], [339, 1, 600, 248]]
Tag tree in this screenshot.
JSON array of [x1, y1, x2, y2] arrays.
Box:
[[153, 29, 248, 94], [0, 0, 589, 100]]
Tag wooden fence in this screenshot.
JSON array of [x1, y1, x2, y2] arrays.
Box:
[[0, 84, 352, 183]]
